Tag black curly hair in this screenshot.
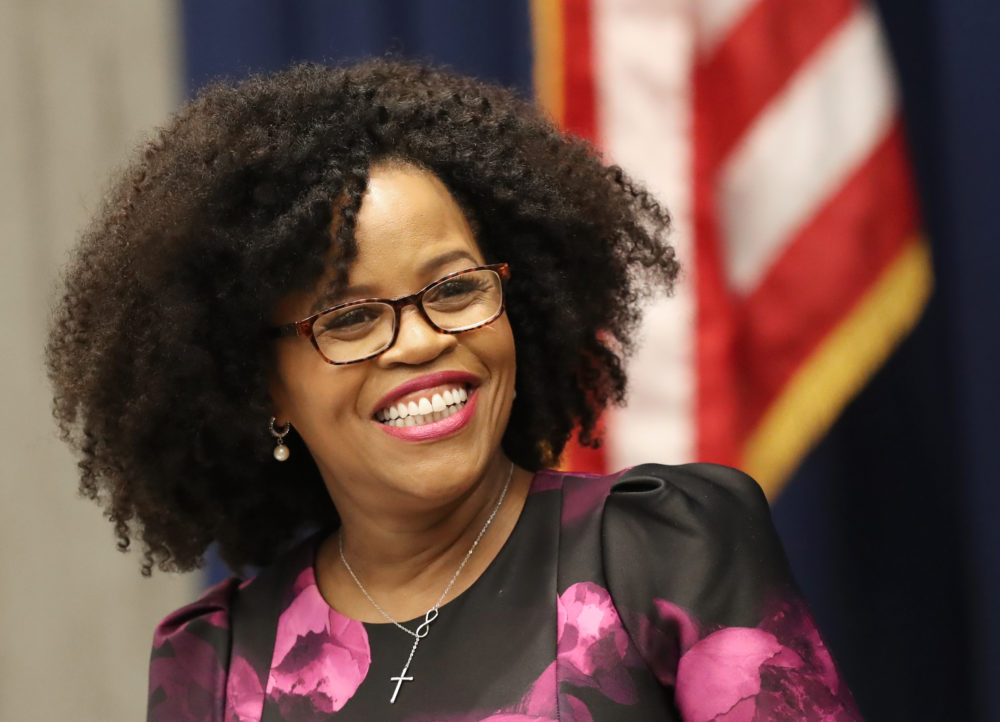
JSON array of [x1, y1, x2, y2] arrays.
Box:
[[46, 59, 677, 575]]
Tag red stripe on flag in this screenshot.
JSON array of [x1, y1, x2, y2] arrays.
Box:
[[556, 0, 607, 473], [739, 122, 921, 432], [697, 0, 855, 172], [694, 0, 865, 465], [693, 176, 742, 465], [561, 0, 597, 143]]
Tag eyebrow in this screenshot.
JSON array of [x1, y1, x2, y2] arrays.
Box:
[[417, 249, 479, 275], [307, 248, 481, 314]]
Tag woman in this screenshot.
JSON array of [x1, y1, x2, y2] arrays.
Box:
[[47, 61, 860, 721]]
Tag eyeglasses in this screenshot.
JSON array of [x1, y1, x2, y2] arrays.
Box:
[[274, 263, 511, 364]]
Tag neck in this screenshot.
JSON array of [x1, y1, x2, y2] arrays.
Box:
[[317, 455, 532, 622]]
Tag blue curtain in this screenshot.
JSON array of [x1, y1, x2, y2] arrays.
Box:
[[182, 0, 532, 97], [182, 1, 1000, 718], [774, 1, 1000, 719]]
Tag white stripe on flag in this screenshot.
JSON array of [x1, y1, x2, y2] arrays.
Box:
[[719, 5, 897, 294], [592, 0, 697, 467]]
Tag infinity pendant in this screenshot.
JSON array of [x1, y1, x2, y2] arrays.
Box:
[[415, 608, 439, 638]]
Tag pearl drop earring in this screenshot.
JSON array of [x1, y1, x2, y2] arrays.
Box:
[[269, 417, 291, 461]]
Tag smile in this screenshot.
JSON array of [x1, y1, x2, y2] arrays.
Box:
[[376, 387, 478, 442], [372, 371, 481, 442], [375, 386, 469, 427]]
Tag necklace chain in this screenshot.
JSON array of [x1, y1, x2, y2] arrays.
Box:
[[337, 462, 515, 703]]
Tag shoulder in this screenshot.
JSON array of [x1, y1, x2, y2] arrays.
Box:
[[552, 462, 771, 532], [606, 462, 772, 534], [600, 461, 778, 557], [148, 535, 321, 721], [596, 463, 792, 628], [148, 578, 240, 722], [153, 576, 239, 648]]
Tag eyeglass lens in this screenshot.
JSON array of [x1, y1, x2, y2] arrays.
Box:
[[312, 269, 503, 363]]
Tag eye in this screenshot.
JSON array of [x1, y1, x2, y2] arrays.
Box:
[[314, 304, 385, 338], [438, 278, 478, 296], [426, 276, 492, 308]]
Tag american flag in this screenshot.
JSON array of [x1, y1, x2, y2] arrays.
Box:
[[533, 0, 930, 496]]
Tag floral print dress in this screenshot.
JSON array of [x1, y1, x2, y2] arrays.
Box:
[[148, 463, 862, 721]]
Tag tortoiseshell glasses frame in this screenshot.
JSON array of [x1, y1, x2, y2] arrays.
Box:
[[273, 263, 511, 365]]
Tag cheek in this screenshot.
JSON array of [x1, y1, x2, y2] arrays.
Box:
[[495, 317, 517, 370], [269, 345, 360, 424], [475, 323, 517, 395]]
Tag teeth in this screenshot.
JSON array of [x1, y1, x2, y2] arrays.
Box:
[[377, 386, 470, 427]]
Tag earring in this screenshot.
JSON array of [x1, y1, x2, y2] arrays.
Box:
[[269, 417, 291, 461]]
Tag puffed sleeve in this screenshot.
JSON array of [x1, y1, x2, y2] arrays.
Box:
[[602, 463, 861, 721], [147, 578, 239, 722]]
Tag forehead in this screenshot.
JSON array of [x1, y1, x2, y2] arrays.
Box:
[[286, 163, 485, 317], [350, 162, 483, 276]]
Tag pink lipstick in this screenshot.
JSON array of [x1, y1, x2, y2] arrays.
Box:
[[372, 370, 481, 442], [378, 389, 479, 441], [373, 370, 479, 413]]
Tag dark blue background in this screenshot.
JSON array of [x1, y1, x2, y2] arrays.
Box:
[[776, 1, 1000, 719], [182, 0, 533, 96], [182, 1, 1000, 718]]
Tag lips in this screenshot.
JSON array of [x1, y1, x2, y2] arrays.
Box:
[[372, 371, 480, 442], [377, 389, 478, 442], [375, 385, 469, 426], [373, 371, 479, 416]]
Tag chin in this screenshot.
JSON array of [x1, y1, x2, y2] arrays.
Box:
[[391, 445, 499, 495]]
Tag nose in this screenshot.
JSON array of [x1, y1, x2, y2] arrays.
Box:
[[376, 303, 456, 366]]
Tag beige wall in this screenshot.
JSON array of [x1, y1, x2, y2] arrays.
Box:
[[0, 1, 198, 719]]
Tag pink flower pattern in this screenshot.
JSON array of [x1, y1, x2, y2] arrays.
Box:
[[156, 581, 856, 721], [148, 627, 225, 722], [674, 599, 859, 721], [148, 470, 860, 721], [264, 573, 370, 720], [224, 655, 265, 722], [148, 579, 236, 722], [557, 581, 638, 705]]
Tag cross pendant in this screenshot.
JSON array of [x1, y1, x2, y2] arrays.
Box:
[[390, 669, 413, 704]]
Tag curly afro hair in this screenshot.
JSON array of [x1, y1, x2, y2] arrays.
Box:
[[46, 60, 678, 575]]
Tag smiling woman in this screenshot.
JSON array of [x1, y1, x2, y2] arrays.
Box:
[[269, 163, 525, 626], [46, 61, 861, 720]]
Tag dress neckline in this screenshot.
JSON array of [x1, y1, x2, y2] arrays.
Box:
[[305, 469, 560, 626]]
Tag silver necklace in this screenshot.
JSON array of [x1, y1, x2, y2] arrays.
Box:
[[338, 462, 514, 704]]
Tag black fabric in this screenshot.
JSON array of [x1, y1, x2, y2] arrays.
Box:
[[151, 466, 860, 720]]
